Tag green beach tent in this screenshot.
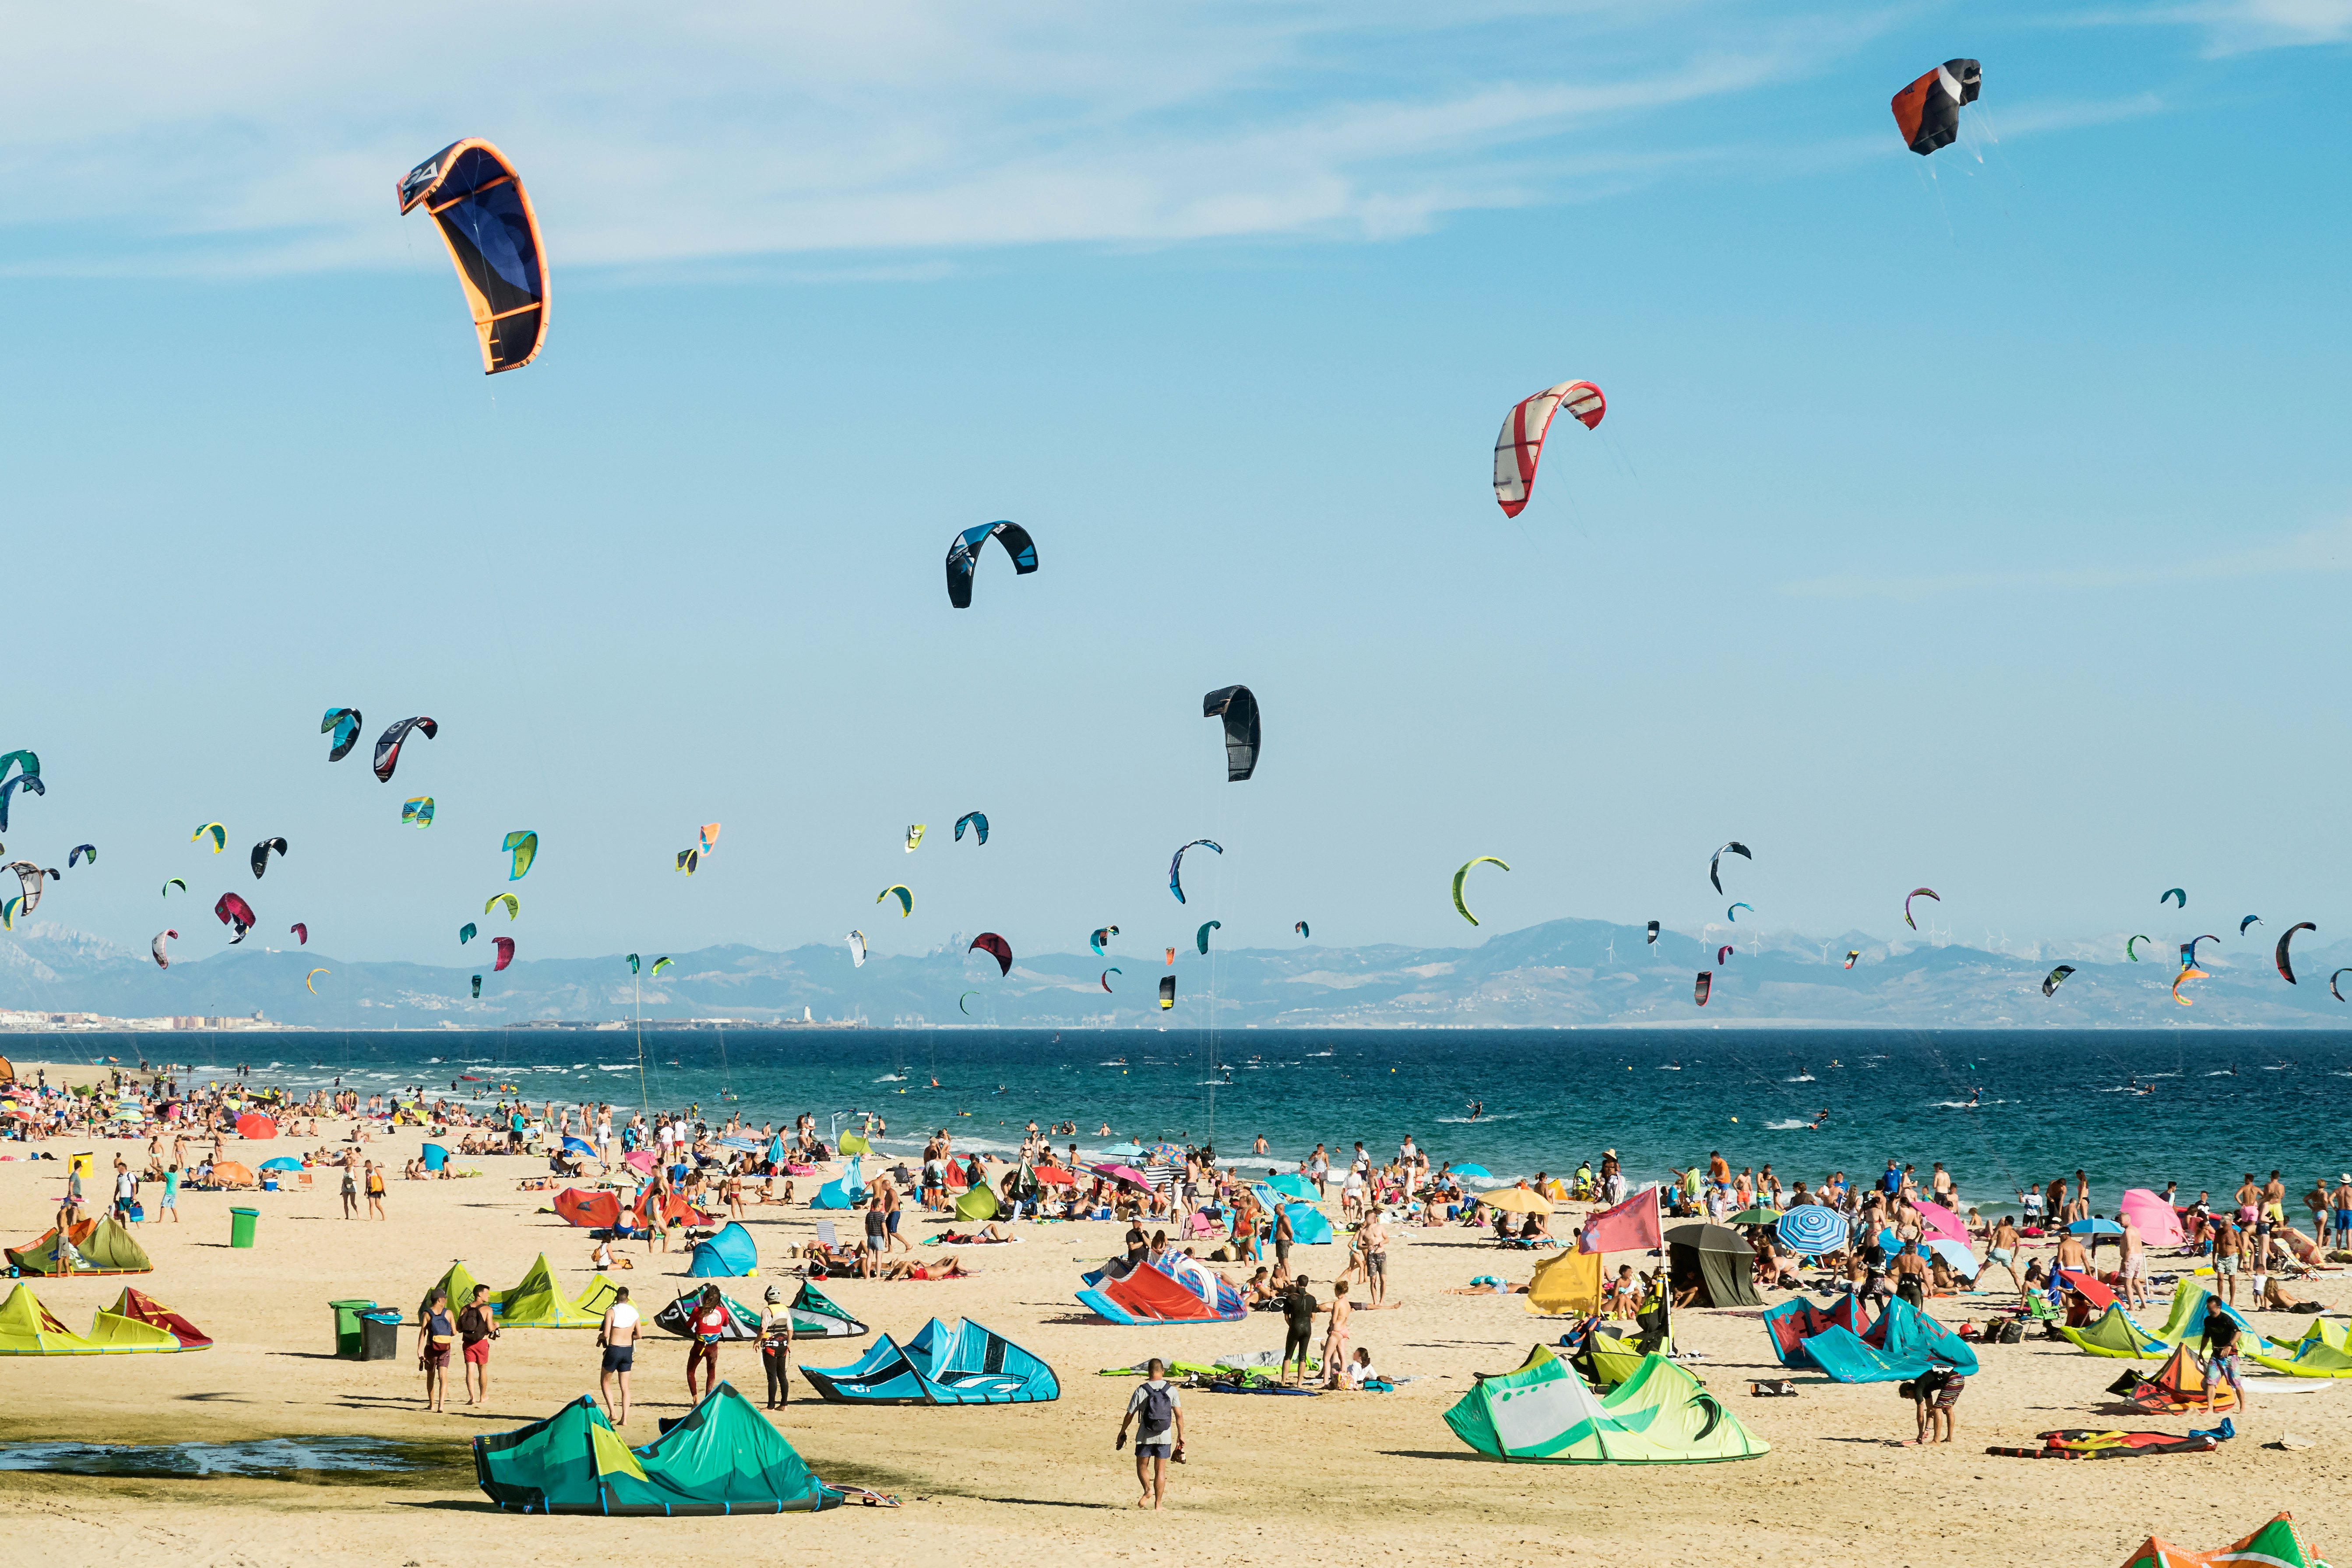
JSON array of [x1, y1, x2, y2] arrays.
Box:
[[2057, 1303, 2167, 1359], [954, 1183, 1000, 1223], [1444, 1345, 1768, 1463], [474, 1382, 842, 1514]]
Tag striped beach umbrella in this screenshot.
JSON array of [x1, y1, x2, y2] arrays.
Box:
[[1775, 1206, 1847, 1255]]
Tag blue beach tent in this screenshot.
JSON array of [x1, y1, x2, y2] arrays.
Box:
[[421, 1143, 449, 1173], [809, 1158, 865, 1211], [687, 1221, 758, 1279]]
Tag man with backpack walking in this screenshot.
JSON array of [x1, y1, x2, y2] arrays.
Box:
[[1115, 1357, 1185, 1510]]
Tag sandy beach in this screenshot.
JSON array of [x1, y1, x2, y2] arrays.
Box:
[[2, 1078, 2348, 1567]]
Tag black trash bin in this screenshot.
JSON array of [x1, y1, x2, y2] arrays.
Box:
[[359, 1310, 405, 1362]]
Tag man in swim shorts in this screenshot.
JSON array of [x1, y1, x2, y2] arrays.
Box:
[[599, 1286, 640, 1426], [458, 1283, 498, 1406]]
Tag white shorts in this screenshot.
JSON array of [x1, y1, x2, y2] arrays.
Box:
[[2121, 1257, 2144, 1279]]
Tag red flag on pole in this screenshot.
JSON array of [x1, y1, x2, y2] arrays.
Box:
[[1579, 1184, 1664, 1254]]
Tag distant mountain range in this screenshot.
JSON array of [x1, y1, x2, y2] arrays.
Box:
[[2, 917, 2348, 1029]]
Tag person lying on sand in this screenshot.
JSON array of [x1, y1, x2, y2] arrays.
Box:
[[877, 1256, 977, 1282], [1445, 1277, 1528, 1295]]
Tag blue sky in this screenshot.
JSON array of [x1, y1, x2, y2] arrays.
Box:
[[2, 1, 2348, 976]]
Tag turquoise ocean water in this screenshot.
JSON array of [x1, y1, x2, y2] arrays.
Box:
[[44, 1028, 2352, 1210]]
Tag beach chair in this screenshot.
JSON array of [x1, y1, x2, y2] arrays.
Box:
[[817, 1221, 840, 1252]]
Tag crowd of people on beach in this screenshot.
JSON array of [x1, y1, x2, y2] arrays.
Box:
[[20, 1062, 2349, 1488]]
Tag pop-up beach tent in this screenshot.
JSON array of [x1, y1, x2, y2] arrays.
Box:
[[473, 1382, 842, 1514], [686, 1222, 758, 1279], [799, 1318, 1058, 1405], [1444, 1345, 1768, 1463], [1663, 1223, 1761, 1308], [810, 1158, 865, 1210]]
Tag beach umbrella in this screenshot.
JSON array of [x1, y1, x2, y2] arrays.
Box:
[[1926, 1238, 1980, 1279], [259, 1157, 301, 1172], [1452, 1163, 1493, 1179], [1728, 1206, 1783, 1226], [1775, 1206, 1847, 1254], [1264, 1173, 1317, 1201], [1481, 1187, 1550, 1214], [2068, 1217, 2124, 1236], [108, 1107, 142, 1122], [1091, 1163, 1151, 1190], [1032, 1164, 1076, 1187], [1914, 1198, 1971, 1244], [1141, 1142, 1185, 1163]]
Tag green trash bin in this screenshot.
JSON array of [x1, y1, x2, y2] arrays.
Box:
[[229, 1207, 259, 1248], [330, 1299, 378, 1358]]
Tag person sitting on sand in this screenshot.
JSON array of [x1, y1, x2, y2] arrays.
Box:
[[1244, 1268, 1280, 1309]]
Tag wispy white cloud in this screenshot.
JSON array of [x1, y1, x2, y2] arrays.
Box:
[[0, 2, 1893, 276], [2066, 0, 2352, 54], [1778, 519, 2352, 601]]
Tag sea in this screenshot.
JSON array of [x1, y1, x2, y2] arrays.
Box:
[[31, 1027, 2352, 1212]]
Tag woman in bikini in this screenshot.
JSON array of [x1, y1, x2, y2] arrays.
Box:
[[685, 1284, 728, 1400]]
